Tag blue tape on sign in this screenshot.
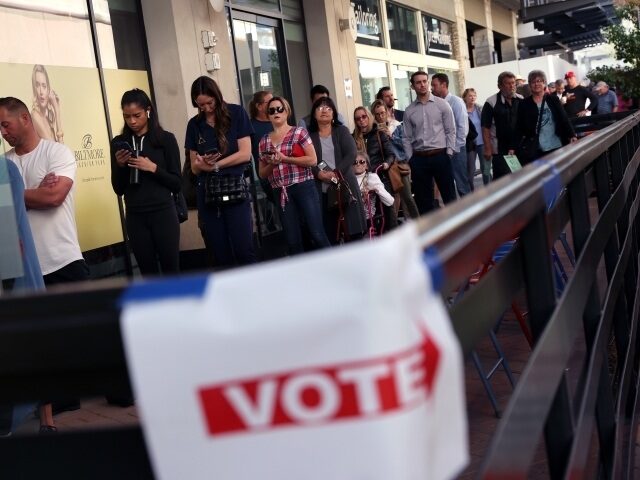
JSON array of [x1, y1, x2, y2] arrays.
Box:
[[534, 160, 563, 211], [423, 247, 444, 292], [119, 273, 210, 307]]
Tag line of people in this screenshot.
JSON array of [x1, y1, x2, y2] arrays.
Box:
[[0, 65, 592, 434], [113, 70, 583, 273]]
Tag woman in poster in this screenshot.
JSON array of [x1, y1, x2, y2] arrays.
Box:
[[31, 64, 64, 143]]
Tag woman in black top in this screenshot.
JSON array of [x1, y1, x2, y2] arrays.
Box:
[[352, 106, 398, 230], [111, 89, 182, 275], [515, 70, 577, 165], [184, 76, 256, 268]]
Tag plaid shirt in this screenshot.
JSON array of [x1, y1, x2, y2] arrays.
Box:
[[259, 127, 314, 207]]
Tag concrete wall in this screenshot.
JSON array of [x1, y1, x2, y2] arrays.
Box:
[[463, 0, 486, 27], [142, 0, 241, 251], [491, 3, 514, 36], [303, 0, 361, 128]]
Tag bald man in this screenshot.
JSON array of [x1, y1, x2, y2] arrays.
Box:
[[0, 96, 87, 285]]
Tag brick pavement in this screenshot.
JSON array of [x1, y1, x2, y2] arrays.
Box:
[[14, 398, 138, 435]]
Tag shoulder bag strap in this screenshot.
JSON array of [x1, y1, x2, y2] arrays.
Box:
[[535, 97, 546, 135]]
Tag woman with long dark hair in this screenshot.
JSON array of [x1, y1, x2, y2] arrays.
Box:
[[308, 97, 366, 243], [110, 88, 182, 275], [185, 76, 256, 268]]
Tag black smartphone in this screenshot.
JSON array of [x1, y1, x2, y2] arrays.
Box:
[[205, 147, 219, 156], [112, 140, 135, 156]]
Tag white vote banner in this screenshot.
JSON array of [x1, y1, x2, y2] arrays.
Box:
[[121, 224, 468, 480]]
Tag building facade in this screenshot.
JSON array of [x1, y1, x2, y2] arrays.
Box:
[[0, 0, 519, 267]]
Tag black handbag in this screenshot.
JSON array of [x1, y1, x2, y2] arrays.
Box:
[[205, 173, 250, 207], [518, 97, 546, 165], [173, 191, 188, 223]]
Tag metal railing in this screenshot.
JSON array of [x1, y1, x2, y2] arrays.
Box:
[[1, 112, 640, 478], [419, 111, 640, 477]]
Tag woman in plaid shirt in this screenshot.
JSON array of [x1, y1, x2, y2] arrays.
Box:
[[258, 96, 330, 254]]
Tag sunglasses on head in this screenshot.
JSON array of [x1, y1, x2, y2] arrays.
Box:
[[355, 114, 368, 121], [354, 159, 367, 165], [268, 106, 285, 115]]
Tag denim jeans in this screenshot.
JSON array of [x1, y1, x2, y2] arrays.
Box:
[[277, 179, 330, 254], [451, 145, 470, 197], [197, 178, 257, 268]]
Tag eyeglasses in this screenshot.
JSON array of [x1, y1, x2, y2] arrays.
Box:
[[355, 115, 368, 121], [268, 106, 285, 115], [316, 105, 333, 111], [354, 159, 367, 165]]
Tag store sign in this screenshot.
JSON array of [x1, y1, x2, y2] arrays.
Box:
[[423, 16, 453, 58], [351, 0, 383, 47]]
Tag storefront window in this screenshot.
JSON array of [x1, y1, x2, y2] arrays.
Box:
[[281, 0, 303, 19], [428, 67, 459, 96], [101, 0, 148, 70], [0, 0, 155, 278], [423, 15, 453, 59], [353, 0, 383, 48], [233, 18, 286, 108], [284, 21, 312, 123], [392, 65, 416, 111], [386, 3, 418, 53], [231, 0, 279, 13], [0, 0, 96, 67], [358, 58, 389, 109]]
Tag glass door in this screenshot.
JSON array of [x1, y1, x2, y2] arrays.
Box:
[[232, 13, 290, 110]]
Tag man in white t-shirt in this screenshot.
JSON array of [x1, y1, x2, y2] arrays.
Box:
[[0, 97, 87, 284], [0, 96, 88, 420]]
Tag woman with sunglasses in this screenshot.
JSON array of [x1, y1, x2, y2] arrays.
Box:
[[352, 151, 394, 237], [514, 70, 577, 166], [185, 76, 256, 268], [258, 97, 330, 254], [352, 106, 398, 230], [308, 97, 366, 244], [370, 100, 419, 220]]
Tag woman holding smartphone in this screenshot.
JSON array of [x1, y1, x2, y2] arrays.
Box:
[[258, 96, 330, 254], [111, 89, 182, 275], [185, 76, 256, 268], [308, 96, 366, 243]]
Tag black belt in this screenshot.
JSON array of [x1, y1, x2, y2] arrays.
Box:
[[413, 148, 445, 157]]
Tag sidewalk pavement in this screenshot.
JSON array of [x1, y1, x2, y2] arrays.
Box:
[[14, 398, 138, 435]]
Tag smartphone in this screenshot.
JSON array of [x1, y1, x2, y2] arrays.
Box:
[[205, 147, 219, 156], [112, 140, 135, 157], [317, 160, 330, 170]]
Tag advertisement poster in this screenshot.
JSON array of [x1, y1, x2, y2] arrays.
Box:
[[0, 63, 150, 252]]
